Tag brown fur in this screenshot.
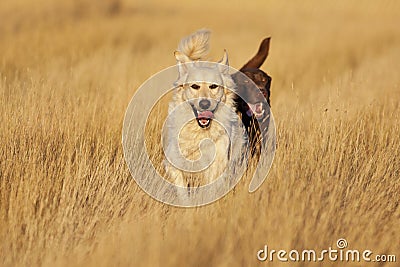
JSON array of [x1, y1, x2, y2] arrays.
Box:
[[233, 37, 272, 154]]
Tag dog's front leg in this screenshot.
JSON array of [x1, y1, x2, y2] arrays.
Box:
[[164, 161, 190, 202], [205, 137, 230, 186]]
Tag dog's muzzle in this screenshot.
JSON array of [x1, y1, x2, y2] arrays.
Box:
[[190, 104, 215, 129], [246, 102, 265, 119]]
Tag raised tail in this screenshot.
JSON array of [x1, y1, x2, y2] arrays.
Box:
[[240, 37, 271, 70], [175, 29, 211, 62]]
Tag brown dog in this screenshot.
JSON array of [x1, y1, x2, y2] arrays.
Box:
[[232, 37, 272, 154]]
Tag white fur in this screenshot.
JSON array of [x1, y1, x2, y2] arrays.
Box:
[[177, 29, 211, 61], [164, 30, 246, 196]]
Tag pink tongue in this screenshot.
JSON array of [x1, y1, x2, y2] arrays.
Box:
[[248, 103, 263, 114], [255, 103, 263, 113], [198, 110, 214, 119]]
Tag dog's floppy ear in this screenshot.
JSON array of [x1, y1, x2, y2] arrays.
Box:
[[240, 37, 270, 70], [174, 51, 190, 81], [218, 49, 229, 75], [219, 49, 229, 65]]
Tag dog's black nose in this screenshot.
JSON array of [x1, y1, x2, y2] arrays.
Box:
[[199, 99, 210, 109]]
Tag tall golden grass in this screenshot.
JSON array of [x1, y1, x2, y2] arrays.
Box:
[[0, 0, 399, 266]]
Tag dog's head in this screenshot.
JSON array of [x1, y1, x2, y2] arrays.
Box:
[[174, 51, 234, 129], [179, 81, 226, 128], [234, 68, 271, 119], [233, 37, 271, 120]]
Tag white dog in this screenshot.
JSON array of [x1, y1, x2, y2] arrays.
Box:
[[163, 29, 247, 197]]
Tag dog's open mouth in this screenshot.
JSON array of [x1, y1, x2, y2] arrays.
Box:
[[246, 102, 265, 119], [195, 110, 214, 128]]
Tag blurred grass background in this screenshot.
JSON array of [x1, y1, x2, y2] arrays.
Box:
[[0, 0, 399, 266]]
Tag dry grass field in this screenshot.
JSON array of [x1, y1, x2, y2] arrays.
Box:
[[1, 0, 399, 266]]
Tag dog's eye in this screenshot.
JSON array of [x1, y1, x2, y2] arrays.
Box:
[[191, 84, 200, 90], [209, 84, 218, 89]]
